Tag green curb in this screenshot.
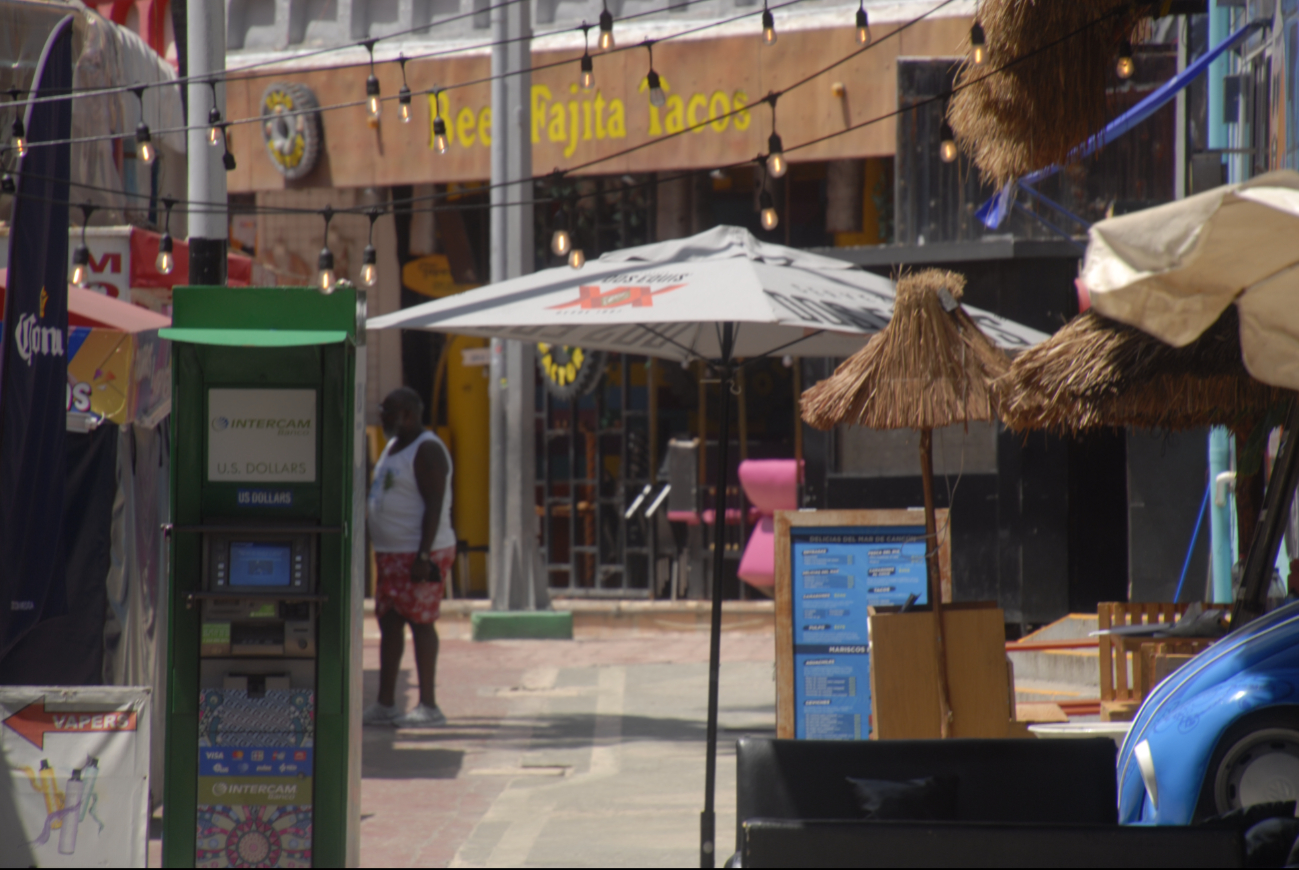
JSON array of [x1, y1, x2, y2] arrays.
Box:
[[471, 610, 573, 641]]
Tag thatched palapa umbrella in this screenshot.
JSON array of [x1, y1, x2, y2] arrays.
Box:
[[999, 306, 1291, 435], [801, 270, 1011, 738], [999, 304, 1293, 571], [948, 0, 1146, 188]]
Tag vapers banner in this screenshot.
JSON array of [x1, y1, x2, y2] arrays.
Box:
[[0, 686, 151, 867], [0, 14, 74, 659]]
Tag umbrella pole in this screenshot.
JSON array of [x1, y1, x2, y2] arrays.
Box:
[[919, 428, 953, 738], [701, 325, 734, 869]]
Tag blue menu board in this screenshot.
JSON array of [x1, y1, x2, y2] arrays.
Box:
[[791, 525, 929, 740]]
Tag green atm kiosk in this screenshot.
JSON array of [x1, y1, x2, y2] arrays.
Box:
[[160, 286, 366, 867]]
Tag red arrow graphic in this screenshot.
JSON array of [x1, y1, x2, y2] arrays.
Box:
[[3, 699, 138, 749]]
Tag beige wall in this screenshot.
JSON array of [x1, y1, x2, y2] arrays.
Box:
[[225, 18, 970, 192]]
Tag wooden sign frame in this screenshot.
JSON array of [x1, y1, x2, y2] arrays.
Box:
[[775, 508, 951, 740]]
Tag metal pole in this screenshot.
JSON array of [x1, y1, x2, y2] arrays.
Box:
[[489, 0, 542, 610], [1233, 400, 1299, 625], [701, 324, 734, 868], [185, 0, 226, 285]]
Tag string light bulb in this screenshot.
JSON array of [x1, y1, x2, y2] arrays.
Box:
[[207, 82, 223, 146], [131, 88, 154, 164], [316, 206, 337, 295], [366, 75, 381, 126], [1117, 41, 1135, 80], [939, 122, 958, 163], [361, 208, 381, 287], [398, 55, 412, 123], [762, 4, 776, 46], [136, 122, 155, 164], [156, 233, 174, 275], [433, 91, 448, 153], [970, 22, 986, 65], [759, 189, 778, 231], [71, 244, 90, 286], [598, 5, 614, 50], [433, 116, 448, 154], [856, 3, 870, 45], [220, 125, 236, 171], [9, 89, 25, 157], [1, 172, 13, 194], [580, 53, 594, 90], [156, 197, 176, 275], [767, 133, 786, 178], [208, 107, 222, 146], [569, 248, 586, 269], [552, 227, 571, 256], [72, 203, 95, 287], [646, 70, 666, 108], [766, 98, 786, 178], [360, 245, 377, 286]]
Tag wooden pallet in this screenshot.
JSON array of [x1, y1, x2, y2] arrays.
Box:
[[1098, 602, 1213, 708]]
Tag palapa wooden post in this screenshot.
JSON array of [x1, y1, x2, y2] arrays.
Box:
[[919, 428, 953, 738]]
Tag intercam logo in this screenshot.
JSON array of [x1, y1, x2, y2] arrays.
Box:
[[210, 781, 299, 799], [211, 416, 312, 436]]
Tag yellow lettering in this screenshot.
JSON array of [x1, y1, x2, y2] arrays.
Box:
[[478, 106, 492, 147], [583, 99, 593, 141], [607, 98, 626, 138], [664, 95, 685, 135], [566, 99, 580, 157], [686, 93, 708, 133], [457, 106, 477, 147], [709, 91, 731, 133], [594, 93, 607, 139], [548, 104, 566, 143], [531, 85, 552, 144], [733, 90, 751, 131]]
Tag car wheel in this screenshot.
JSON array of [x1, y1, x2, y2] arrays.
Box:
[[1204, 710, 1299, 816]]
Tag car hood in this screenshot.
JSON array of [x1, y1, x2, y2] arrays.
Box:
[[1118, 601, 1299, 823]]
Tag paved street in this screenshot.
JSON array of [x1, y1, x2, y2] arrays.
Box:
[[359, 618, 777, 868]]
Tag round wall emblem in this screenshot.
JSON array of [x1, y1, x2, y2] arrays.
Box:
[[537, 344, 605, 401], [260, 82, 322, 180]]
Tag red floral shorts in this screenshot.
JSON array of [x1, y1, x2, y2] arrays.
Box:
[[374, 547, 455, 624]]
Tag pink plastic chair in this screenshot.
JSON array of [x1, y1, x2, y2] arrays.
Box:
[[736, 459, 804, 590]]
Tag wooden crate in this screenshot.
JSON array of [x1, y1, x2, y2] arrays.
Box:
[[1098, 603, 1213, 703], [869, 604, 1012, 739]]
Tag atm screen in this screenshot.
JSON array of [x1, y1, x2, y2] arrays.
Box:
[[228, 541, 293, 587]]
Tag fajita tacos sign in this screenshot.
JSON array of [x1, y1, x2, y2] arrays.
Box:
[[225, 17, 968, 189]]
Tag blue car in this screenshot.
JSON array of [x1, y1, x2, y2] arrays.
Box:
[[1119, 600, 1299, 824]]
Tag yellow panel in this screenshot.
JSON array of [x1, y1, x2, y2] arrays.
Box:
[[445, 334, 491, 594]]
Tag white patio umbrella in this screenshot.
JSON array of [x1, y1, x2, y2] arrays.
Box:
[[367, 225, 1045, 863], [367, 225, 1046, 357], [1082, 169, 1299, 391], [1078, 171, 1299, 624]]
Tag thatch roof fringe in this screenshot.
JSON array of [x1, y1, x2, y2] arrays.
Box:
[[997, 306, 1293, 434]]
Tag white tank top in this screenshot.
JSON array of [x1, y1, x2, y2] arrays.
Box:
[[367, 431, 455, 553]]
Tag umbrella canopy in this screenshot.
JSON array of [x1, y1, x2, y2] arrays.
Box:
[[800, 270, 1018, 431], [367, 225, 1045, 360], [999, 306, 1292, 434], [1082, 170, 1299, 390]]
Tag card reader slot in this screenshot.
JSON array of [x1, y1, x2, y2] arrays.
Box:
[[187, 591, 326, 609]]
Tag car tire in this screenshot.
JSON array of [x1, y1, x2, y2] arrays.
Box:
[[1197, 707, 1299, 819]]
